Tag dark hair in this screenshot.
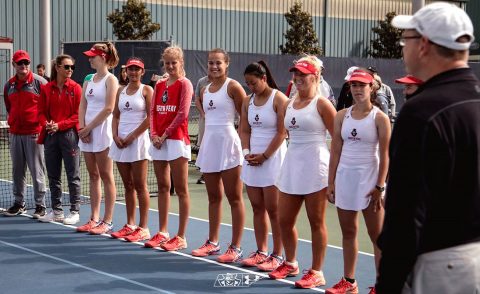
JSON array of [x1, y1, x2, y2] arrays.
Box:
[[244, 60, 279, 89], [50, 54, 75, 82], [36, 63, 45, 70], [208, 48, 230, 63]]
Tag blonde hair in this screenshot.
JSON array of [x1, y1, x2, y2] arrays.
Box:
[[92, 42, 119, 69], [292, 55, 322, 99], [161, 45, 185, 77]]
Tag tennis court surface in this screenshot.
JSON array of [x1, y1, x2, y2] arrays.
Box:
[[1, 199, 376, 294]]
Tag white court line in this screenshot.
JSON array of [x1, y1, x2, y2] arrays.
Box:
[[0, 239, 175, 294], [0, 178, 373, 257]]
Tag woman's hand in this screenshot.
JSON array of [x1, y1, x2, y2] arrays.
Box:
[[245, 153, 267, 166], [113, 135, 124, 149], [78, 126, 91, 139], [367, 187, 384, 213], [327, 184, 335, 204]]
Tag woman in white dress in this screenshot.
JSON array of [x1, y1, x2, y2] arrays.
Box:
[[269, 56, 336, 289], [239, 61, 288, 271], [325, 69, 391, 294], [77, 43, 119, 234], [192, 48, 247, 263], [144, 46, 194, 251], [109, 58, 153, 243]]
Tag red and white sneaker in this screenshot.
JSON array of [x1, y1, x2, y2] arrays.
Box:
[[124, 227, 150, 242], [326, 277, 359, 294], [295, 269, 326, 289], [144, 232, 169, 248], [241, 250, 268, 267], [161, 235, 187, 251], [111, 224, 136, 239], [89, 221, 113, 235], [217, 245, 243, 263], [268, 261, 299, 279], [191, 240, 221, 257], [76, 219, 99, 233], [257, 254, 283, 272]]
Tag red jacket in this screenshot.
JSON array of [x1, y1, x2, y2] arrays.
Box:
[[38, 78, 82, 133], [3, 72, 47, 134]]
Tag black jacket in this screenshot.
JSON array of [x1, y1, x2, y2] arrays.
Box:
[[376, 68, 480, 293]]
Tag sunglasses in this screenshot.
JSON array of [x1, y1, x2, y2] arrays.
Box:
[[62, 65, 75, 70], [16, 60, 30, 66]]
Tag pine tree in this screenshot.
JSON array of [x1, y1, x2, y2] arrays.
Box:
[[368, 12, 402, 59], [107, 0, 160, 40], [280, 1, 323, 55]]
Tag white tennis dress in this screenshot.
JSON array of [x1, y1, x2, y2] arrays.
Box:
[[276, 96, 330, 195], [195, 78, 243, 173], [79, 73, 114, 152], [240, 90, 286, 187], [109, 84, 151, 162], [335, 106, 380, 211]]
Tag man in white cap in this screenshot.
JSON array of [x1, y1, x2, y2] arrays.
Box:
[[377, 2, 480, 294]]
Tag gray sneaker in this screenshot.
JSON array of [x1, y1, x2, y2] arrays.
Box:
[[63, 211, 80, 225], [39, 210, 65, 223]]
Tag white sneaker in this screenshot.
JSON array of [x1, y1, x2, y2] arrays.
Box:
[[39, 210, 65, 223], [63, 211, 80, 225]]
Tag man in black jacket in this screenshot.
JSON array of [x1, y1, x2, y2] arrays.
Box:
[[376, 2, 480, 293]]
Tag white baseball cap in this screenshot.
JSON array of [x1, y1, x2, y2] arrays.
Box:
[[344, 66, 359, 81], [392, 2, 474, 51]]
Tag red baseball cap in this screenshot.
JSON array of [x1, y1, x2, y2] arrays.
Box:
[[12, 50, 31, 63], [395, 75, 423, 85], [348, 70, 374, 84], [83, 47, 109, 59], [125, 59, 144, 69], [289, 61, 318, 75]]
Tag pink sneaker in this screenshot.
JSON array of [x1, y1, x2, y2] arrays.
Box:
[[326, 277, 359, 294], [161, 235, 187, 251], [111, 224, 136, 239], [124, 227, 150, 242], [241, 250, 268, 267], [217, 245, 243, 263], [76, 219, 98, 233], [295, 269, 326, 289], [191, 240, 221, 257], [257, 254, 283, 272], [144, 232, 169, 248], [268, 261, 299, 279]]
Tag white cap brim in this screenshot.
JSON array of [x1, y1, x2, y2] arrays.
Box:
[[392, 15, 416, 29]]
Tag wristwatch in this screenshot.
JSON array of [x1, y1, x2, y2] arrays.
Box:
[[375, 185, 385, 192]]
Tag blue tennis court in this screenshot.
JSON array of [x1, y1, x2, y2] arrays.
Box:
[[1, 196, 376, 293]]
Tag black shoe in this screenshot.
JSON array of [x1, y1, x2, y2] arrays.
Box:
[[32, 205, 46, 219], [196, 174, 205, 184], [4, 203, 26, 217]]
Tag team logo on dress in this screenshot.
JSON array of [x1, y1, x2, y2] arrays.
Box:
[[124, 101, 132, 111], [291, 117, 296, 125], [89, 89, 93, 95], [351, 128, 357, 137], [209, 100, 213, 107], [162, 90, 168, 104], [125, 101, 130, 108], [254, 114, 259, 121]]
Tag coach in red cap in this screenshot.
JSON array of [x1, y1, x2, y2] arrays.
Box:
[[3, 50, 47, 217], [394, 75, 423, 100]]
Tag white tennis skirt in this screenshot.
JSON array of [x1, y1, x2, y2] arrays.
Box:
[[149, 138, 191, 161], [196, 124, 243, 173], [109, 132, 151, 162], [276, 142, 329, 195], [241, 137, 286, 187]]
